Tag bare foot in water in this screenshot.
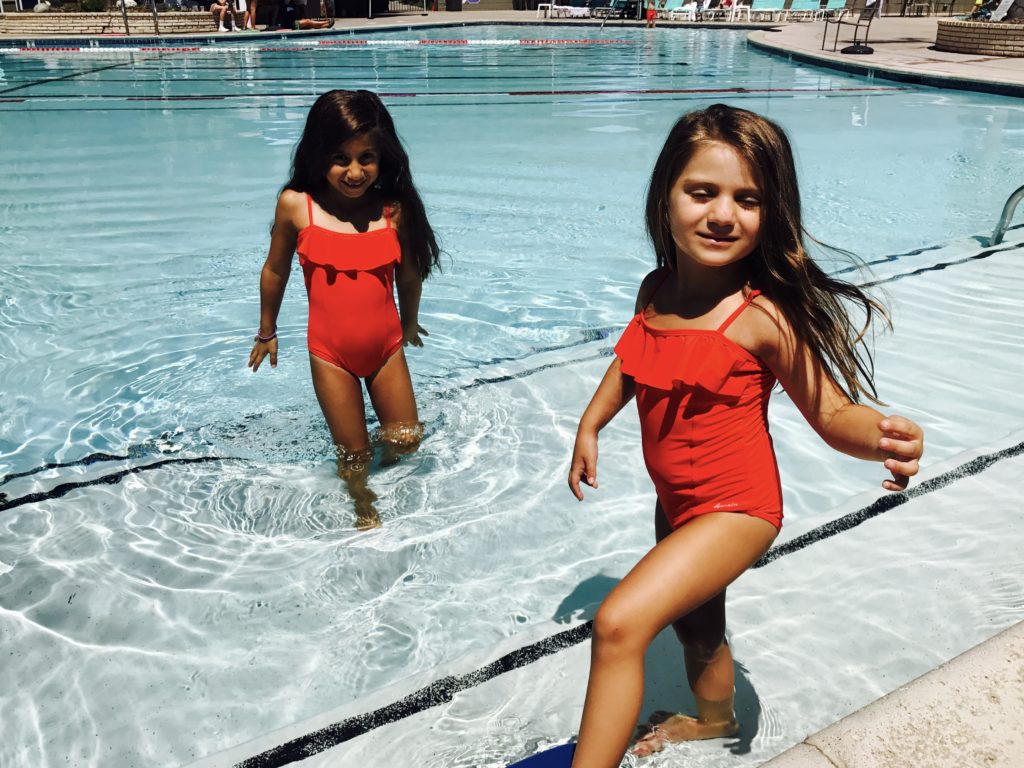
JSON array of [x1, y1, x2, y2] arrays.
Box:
[[354, 508, 381, 530], [631, 711, 739, 756], [336, 447, 380, 530], [353, 490, 381, 530]]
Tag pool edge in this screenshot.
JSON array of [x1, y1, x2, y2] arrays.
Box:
[[761, 619, 1024, 767]]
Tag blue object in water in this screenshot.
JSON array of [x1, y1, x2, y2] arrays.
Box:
[[507, 743, 576, 767]]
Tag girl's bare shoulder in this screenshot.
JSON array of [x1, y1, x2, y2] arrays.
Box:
[[275, 189, 307, 232], [387, 199, 403, 227], [740, 292, 794, 360], [635, 267, 666, 313]]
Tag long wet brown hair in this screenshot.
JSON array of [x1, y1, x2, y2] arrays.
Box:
[[645, 103, 889, 404], [285, 89, 440, 280]]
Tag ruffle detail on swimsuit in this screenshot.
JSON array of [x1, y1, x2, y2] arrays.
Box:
[[297, 226, 401, 274], [613, 315, 755, 398]]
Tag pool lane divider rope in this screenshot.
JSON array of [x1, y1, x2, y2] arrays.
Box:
[[5, 39, 635, 54], [3, 86, 906, 103], [232, 438, 1024, 768]]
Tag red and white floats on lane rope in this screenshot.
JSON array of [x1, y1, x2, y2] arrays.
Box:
[[8, 38, 634, 55]]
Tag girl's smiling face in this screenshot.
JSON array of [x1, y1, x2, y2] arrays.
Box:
[[668, 141, 762, 272], [325, 134, 381, 200]]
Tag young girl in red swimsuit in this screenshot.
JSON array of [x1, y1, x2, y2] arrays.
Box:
[[566, 104, 924, 766], [248, 90, 440, 530]]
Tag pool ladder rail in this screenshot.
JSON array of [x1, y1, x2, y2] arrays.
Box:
[[991, 183, 1024, 246]]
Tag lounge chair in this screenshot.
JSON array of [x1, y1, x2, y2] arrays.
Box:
[[591, 0, 632, 17], [700, 0, 732, 20], [553, 0, 590, 16], [822, 2, 876, 52], [664, 0, 699, 19], [785, 0, 824, 20], [747, 0, 786, 20], [659, 0, 686, 17]]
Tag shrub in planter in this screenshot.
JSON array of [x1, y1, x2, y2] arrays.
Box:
[[81, 0, 107, 10]]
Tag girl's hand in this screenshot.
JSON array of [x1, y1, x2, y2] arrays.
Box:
[[249, 337, 278, 372], [568, 429, 599, 501], [403, 323, 428, 348], [878, 416, 924, 491]]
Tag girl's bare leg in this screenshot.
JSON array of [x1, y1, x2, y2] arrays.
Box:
[[631, 509, 742, 755], [570, 512, 777, 768], [366, 348, 423, 465], [309, 354, 379, 529]]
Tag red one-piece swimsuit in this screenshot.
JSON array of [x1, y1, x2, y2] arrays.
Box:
[[296, 193, 404, 379], [613, 272, 783, 531]]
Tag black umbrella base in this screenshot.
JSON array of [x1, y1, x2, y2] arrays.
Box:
[[841, 44, 874, 55]]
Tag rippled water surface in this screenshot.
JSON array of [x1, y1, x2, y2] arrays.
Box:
[[1, 25, 1023, 768]]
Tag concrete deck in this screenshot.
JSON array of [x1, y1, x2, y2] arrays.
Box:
[[763, 620, 1024, 768], [747, 14, 1024, 95]]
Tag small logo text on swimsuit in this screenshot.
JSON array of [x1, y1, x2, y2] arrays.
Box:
[[713, 502, 739, 510]]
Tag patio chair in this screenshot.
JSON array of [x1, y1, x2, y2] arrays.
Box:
[[785, 0, 825, 20], [820, 0, 848, 19], [822, 2, 876, 52]]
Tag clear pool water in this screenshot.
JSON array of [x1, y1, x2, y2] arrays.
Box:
[[1, 25, 1023, 767]]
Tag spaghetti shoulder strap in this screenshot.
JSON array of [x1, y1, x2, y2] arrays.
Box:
[[384, 205, 392, 228], [717, 289, 761, 333], [305, 193, 314, 228]]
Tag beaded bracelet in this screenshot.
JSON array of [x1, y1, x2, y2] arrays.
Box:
[[255, 328, 277, 343]]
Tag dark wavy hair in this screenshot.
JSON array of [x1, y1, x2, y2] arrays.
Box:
[[645, 103, 889, 404], [285, 89, 440, 280]]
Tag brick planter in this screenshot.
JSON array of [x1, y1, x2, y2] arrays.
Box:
[[935, 18, 1024, 56], [0, 11, 218, 35]]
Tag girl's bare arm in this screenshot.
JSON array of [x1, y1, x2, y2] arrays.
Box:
[[569, 358, 637, 500], [568, 271, 661, 500], [249, 191, 302, 372], [393, 205, 426, 347], [395, 253, 424, 346], [752, 299, 923, 491]]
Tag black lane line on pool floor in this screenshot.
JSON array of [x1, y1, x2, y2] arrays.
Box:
[[0, 456, 230, 512], [0, 445, 163, 485], [0, 59, 140, 97], [232, 439, 1024, 768]]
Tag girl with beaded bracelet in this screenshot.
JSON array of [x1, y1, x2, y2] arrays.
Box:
[[248, 90, 440, 530]]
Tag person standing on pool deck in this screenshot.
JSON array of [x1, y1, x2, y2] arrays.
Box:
[[249, 90, 440, 530], [566, 104, 924, 765]]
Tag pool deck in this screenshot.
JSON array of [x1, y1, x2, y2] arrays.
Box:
[[762, 619, 1024, 767]]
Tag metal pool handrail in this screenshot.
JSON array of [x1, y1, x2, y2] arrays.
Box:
[[991, 184, 1024, 246]]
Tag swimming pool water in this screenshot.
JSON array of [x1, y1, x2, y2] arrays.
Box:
[[1, 24, 1023, 767]]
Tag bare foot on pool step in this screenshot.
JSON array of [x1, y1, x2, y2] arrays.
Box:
[[631, 711, 739, 756]]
